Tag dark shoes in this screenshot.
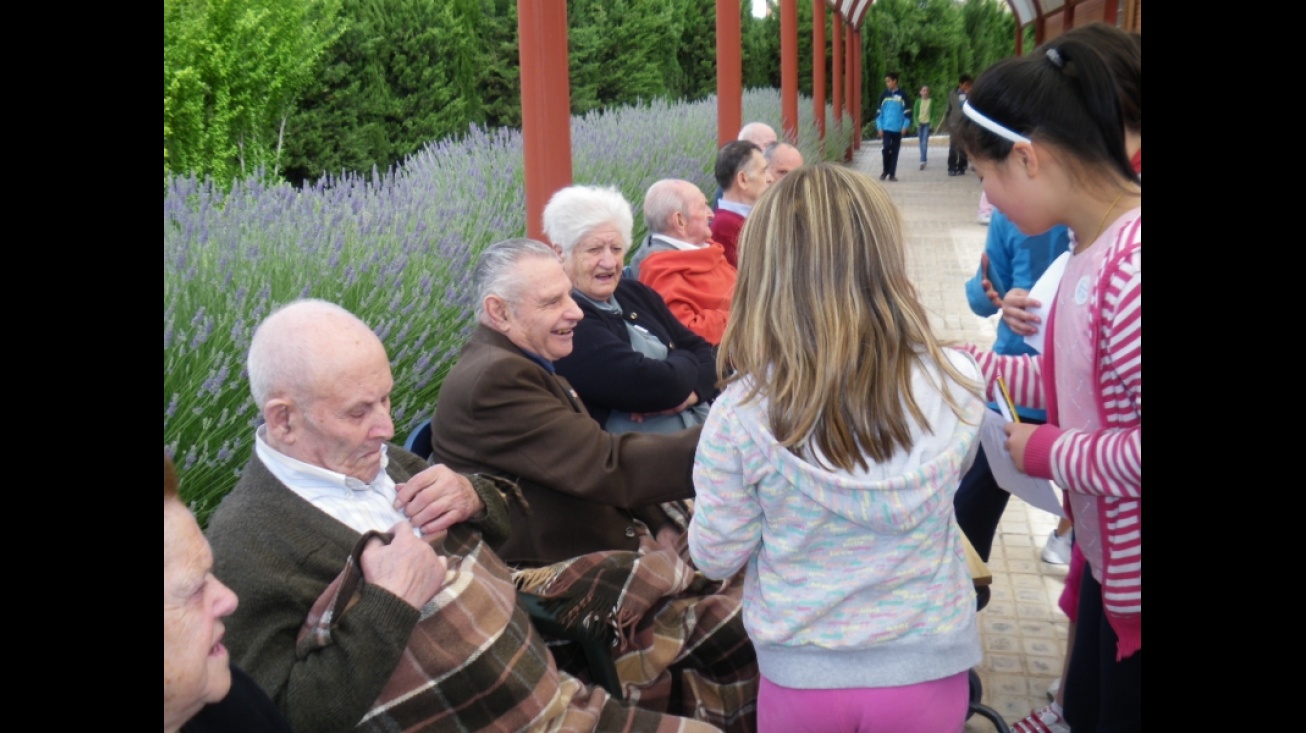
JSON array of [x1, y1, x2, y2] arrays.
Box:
[[880, 172, 889, 180], [888, 176, 898, 182]]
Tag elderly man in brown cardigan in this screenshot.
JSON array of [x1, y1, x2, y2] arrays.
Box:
[[433, 239, 758, 732], [206, 299, 716, 733]]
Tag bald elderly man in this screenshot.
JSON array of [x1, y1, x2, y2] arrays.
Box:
[[737, 121, 777, 149], [205, 299, 715, 733], [764, 141, 804, 182], [627, 179, 736, 344]]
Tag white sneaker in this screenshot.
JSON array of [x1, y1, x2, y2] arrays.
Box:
[[1047, 677, 1060, 701], [1041, 528, 1072, 565], [1012, 703, 1070, 733], [977, 213, 991, 225]]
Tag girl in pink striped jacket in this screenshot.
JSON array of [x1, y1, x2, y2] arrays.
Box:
[[957, 37, 1142, 733]]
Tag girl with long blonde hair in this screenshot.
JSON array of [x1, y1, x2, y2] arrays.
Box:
[[689, 163, 985, 733]]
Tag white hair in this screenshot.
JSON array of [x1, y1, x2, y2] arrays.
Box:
[[473, 238, 561, 324], [738, 121, 777, 147], [247, 299, 371, 410], [541, 185, 633, 257], [642, 179, 695, 235]]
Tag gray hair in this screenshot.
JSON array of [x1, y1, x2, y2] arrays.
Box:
[[763, 141, 799, 163], [642, 179, 694, 235], [247, 299, 370, 410], [473, 238, 561, 323], [542, 185, 633, 256]]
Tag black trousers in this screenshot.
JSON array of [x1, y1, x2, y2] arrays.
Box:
[[948, 136, 969, 173], [1063, 571, 1142, 733], [881, 131, 902, 177]]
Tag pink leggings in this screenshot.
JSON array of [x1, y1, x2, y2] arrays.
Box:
[[758, 671, 969, 733]]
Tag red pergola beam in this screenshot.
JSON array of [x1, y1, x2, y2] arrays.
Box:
[[717, 0, 743, 148], [518, 0, 573, 243], [813, 0, 826, 146], [781, 0, 799, 143], [844, 22, 855, 159], [852, 27, 862, 151], [832, 14, 843, 133]]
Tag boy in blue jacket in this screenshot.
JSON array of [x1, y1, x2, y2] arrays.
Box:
[[875, 73, 910, 181]]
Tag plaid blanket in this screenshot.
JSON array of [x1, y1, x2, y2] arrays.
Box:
[[513, 537, 758, 733], [297, 526, 720, 733]]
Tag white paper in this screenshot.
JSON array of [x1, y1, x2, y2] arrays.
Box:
[[978, 410, 1065, 518], [1022, 251, 1070, 355]]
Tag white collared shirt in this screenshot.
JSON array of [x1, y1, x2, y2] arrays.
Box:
[[717, 199, 753, 218], [255, 427, 418, 536], [650, 233, 706, 251]]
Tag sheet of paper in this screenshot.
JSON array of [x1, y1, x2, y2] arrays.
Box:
[[978, 410, 1064, 518], [1022, 251, 1070, 355]]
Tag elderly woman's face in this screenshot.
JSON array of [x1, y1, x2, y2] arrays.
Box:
[[164, 500, 239, 730], [564, 222, 625, 302]]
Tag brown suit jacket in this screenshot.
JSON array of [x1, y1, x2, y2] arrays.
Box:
[[432, 325, 700, 566]]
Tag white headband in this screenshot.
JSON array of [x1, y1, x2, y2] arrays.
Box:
[[962, 101, 1032, 145]]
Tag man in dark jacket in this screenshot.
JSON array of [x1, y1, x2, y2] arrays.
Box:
[[944, 74, 974, 176], [432, 239, 758, 731]]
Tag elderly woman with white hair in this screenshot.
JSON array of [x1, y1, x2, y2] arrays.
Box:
[[545, 184, 718, 433]]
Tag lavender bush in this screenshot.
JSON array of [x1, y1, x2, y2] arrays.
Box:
[[164, 89, 854, 522]]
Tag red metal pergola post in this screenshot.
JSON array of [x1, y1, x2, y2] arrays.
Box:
[[518, 0, 572, 243], [716, 0, 742, 148], [832, 15, 843, 134], [812, 0, 826, 148], [844, 22, 855, 160], [1104, 0, 1119, 25], [853, 28, 862, 151], [780, 0, 799, 143]]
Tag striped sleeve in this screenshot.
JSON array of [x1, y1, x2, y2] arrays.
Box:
[[962, 347, 1046, 412], [1049, 222, 1142, 498]]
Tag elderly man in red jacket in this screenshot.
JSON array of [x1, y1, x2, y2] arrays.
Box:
[[628, 179, 737, 345]]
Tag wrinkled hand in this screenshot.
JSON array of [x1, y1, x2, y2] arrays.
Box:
[[630, 392, 699, 423], [980, 253, 1002, 308], [1003, 422, 1039, 473], [655, 523, 685, 555], [395, 465, 485, 538], [360, 521, 447, 609], [1000, 288, 1042, 337]]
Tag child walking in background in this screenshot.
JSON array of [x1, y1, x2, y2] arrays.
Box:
[[957, 34, 1142, 733], [689, 163, 986, 733]]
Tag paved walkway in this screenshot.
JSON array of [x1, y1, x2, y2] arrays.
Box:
[[849, 138, 1071, 730]]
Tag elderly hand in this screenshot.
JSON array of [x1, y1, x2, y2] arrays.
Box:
[[360, 521, 447, 609], [655, 523, 685, 555], [1003, 422, 1039, 473], [1000, 288, 1042, 337], [394, 465, 485, 538]]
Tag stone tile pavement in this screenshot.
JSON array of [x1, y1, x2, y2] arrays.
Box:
[[848, 138, 1072, 730]]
